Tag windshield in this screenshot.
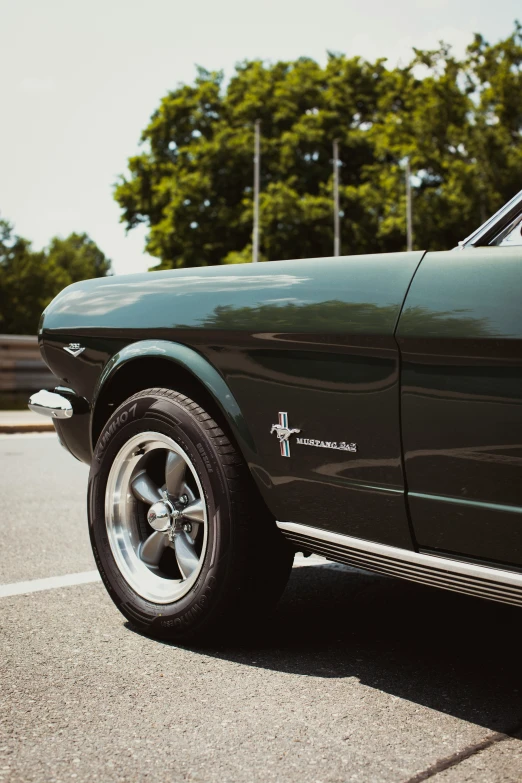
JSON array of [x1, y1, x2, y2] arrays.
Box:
[[493, 213, 522, 247], [460, 188, 522, 248]]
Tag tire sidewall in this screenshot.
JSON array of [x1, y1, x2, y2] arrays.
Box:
[[88, 392, 234, 639]]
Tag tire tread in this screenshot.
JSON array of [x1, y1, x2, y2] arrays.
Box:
[[92, 387, 292, 642]]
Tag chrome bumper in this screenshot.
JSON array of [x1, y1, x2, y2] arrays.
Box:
[[28, 390, 73, 419]]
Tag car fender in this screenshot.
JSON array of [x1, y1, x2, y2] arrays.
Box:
[[92, 339, 256, 457]]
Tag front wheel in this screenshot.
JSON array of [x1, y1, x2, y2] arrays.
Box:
[[88, 388, 294, 642]]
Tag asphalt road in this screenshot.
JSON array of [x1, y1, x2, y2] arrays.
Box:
[[1, 433, 522, 783]]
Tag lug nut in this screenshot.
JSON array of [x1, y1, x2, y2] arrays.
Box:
[[183, 522, 192, 534]]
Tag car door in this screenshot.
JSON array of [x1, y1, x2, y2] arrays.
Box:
[[397, 244, 522, 567]]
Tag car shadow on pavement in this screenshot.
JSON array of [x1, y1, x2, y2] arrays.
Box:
[[127, 564, 522, 738]]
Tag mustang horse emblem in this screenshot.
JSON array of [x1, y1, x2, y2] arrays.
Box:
[[270, 412, 301, 457]]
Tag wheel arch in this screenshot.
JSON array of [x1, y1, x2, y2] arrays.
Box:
[[91, 340, 256, 462]]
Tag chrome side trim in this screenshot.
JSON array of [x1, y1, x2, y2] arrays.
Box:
[[277, 521, 522, 607], [28, 390, 73, 420]]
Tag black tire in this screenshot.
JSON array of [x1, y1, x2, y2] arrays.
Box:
[[88, 387, 294, 643]]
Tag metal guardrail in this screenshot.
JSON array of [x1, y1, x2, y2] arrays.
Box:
[[0, 335, 57, 392]]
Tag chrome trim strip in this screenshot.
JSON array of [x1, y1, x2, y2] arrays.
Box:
[[28, 390, 73, 420], [277, 521, 522, 607]]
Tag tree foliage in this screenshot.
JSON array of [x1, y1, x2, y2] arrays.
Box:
[[115, 23, 522, 269], [196, 301, 492, 338], [0, 221, 111, 334]]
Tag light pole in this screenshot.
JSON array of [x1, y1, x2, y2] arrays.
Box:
[[252, 119, 261, 263], [333, 139, 340, 256], [406, 157, 413, 251]]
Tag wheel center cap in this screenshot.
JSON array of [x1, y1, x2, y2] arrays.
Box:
[[147, 501, 172, 532]]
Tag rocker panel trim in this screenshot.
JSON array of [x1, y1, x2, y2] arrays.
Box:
[[277, 521, 522, 607]]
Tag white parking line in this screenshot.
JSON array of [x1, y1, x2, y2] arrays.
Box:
[[0, 556, 348, 599], [293, 553, 328, 567], [0, 570, 101, 598]]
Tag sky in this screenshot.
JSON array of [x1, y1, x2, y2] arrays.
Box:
[[0, 0, 520, 275]]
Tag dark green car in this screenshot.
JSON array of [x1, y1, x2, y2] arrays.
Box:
[[29, 191, 522, 642]]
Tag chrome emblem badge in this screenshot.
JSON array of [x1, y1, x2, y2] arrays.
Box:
[[63, 343, 85, 358], [270, 412, 301, 458], [271, 411, 358, 457]]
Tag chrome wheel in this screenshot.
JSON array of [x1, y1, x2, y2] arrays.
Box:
[[105, 432, 208, 604]]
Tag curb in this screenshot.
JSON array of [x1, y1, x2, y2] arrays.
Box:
[[0, 421, 55, 434]]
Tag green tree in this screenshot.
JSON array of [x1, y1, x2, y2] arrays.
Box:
[[115, 24, 522, 268], [46, 233, 111, 281], [0, 220, 111, 334]]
